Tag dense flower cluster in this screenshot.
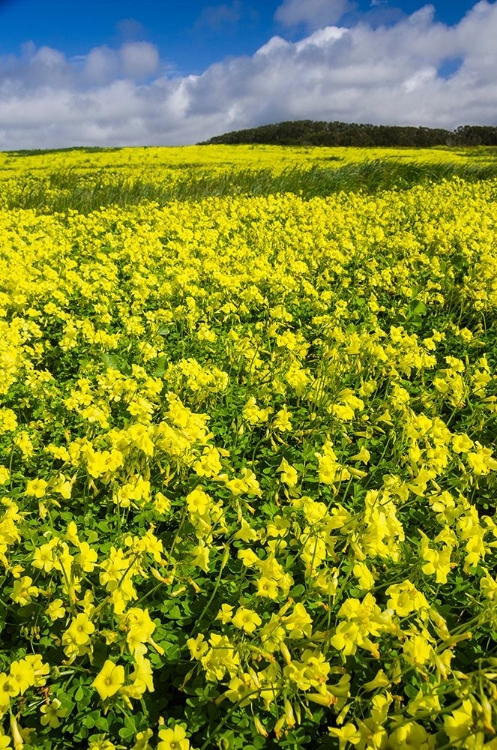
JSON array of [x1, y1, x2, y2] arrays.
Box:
[[3, 142, 494, 175], [0, 154, 496, 749]]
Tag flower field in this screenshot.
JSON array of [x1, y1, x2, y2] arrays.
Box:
[[0, 149, 497, 749]]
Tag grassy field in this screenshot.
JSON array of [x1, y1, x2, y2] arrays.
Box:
[[0, 146, 496, 749], [1, 143, 497, 213]]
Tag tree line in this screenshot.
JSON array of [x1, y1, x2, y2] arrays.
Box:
[[198, 121, 497, 147]]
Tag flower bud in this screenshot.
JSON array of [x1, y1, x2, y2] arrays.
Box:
[[284, 699, 296, 729], [253, 716, 268, 738]]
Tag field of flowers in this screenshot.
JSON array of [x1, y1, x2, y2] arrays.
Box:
[[0, 147, 497, 750], [2, 146, 497, 216], [3, 143, 497, 175]]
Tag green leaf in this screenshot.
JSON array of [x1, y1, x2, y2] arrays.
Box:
[[407, 299, 427, 319], [94, 715, 109, 731]]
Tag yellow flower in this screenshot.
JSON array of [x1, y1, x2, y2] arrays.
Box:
[[466, 443, 497, 475], [232, 607, 262, 634], [0, 671, 19, 710], [444, 699, 474, 744], [25, 479, 48, 498], [132, 730, 153, 750], [92, 660, 125, 700], [134, 655, 154, 692], [65, 612, 95, 646], [53, 473, 73, 499], [187, 634, 208, 661], [0, 408, 17, 433], [233, 518, 258, 543], [283, 602, 313, 638], [238, 549, 259, 567], [216, 604, 234, 624], [328, 723, 361, 748], [402, 634, 433, 666], [193, 446, 223, 478], [10, 576, 39, 606], [419, 532, 454, 583], [186, 488, 211, 515], [158, 725, 190, 750], [125, 607, 156, 655], [352, 561, 375, 591], [32, 540, 57, 573], [256, 576, 279, 599], [75, 541, 98, 572], [452, 433, 474, 454], [277, 458, 299, 488], [386, 581, 428, 617], [363, 670, 390, 691], [330, 621, 361, 656], [351, 446, 371, 463], [10, 659, 36, 695], [154, 492, 171, 514], [46, 443, 70, 461], [273, 407, 292, 432], [14, 430, 34, 458], [46, 598, 66, 622], [388, 721, 435, 749], [242, 396, 271, 425]]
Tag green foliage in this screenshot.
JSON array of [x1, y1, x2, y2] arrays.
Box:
[[4, 146, 123, 157], [198, 120, 497, 147]]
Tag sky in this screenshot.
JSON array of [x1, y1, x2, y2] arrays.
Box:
[[0, 0, 496, 149]]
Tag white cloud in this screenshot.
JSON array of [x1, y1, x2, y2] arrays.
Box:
[[275, 0, 355, 29], [83, 47, 120, 86], [196, 1, 242, 30], [402, 67, 437, 93], [0, 2, 497, 150], [120, 42, 159, 80]]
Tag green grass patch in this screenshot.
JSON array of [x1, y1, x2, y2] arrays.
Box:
[[2, 159, 497, 213]]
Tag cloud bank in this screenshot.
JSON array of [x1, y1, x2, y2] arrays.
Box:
[[1, 1, 497, 149]]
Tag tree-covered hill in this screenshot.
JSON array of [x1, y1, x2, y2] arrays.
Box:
[[198, 120, 497, 147]]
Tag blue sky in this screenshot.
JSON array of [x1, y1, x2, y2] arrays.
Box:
[[0, 0, 481, 75], [0, 0, 496, 148]]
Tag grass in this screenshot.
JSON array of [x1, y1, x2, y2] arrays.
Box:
[[3, 159, 497, 213], [5, 146, 123, 157]]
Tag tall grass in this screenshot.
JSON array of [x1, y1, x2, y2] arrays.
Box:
[[3, 159, 497, 213]]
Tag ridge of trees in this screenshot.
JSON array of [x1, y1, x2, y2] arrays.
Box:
[[198, 121, 497, 147]]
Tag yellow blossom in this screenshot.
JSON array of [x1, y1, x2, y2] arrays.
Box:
[[25, 479, 48, 498], [92, 660, 125, 700], [232, 607, 262, 634], [158, 726, 190, 750]]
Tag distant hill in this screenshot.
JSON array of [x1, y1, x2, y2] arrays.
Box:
[[198, 121, 497, 148]]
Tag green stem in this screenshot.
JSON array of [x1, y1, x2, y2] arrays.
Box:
[[191, 544, 230, 635]]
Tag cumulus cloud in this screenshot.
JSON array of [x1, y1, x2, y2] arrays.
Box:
[[120, 42, 159, 80], [116, 18, 147, 41], [196, 1, 242, 30], [1, 1, 497, 149], [275, 0, 355, 29]]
